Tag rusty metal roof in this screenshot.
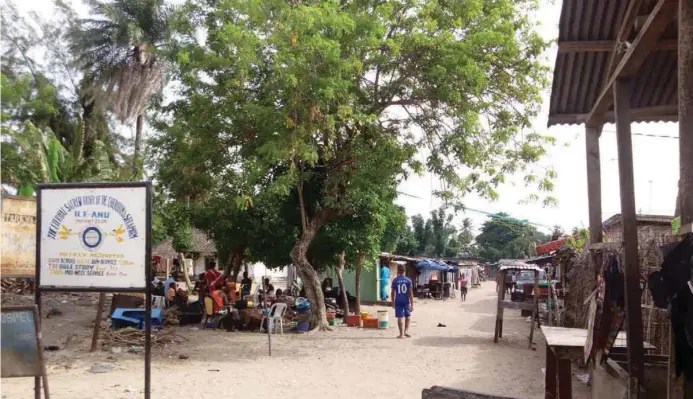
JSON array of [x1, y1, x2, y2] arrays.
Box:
[[548, 0, 679, 127], [152, 228, 217, 257], [602, 213, 674, 228]]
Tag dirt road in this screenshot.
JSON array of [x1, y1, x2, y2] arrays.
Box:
[[2, 282, 551, 398]]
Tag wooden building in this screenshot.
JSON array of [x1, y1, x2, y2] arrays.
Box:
[[548, 0, 693, 397], [152, 228, 217, 276]]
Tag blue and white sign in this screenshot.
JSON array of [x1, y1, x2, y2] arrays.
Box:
[[39, 186, 148, 289]]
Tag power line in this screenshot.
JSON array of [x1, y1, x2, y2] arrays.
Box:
[[601, 129, 679, 139], [396, 191, 553, 229]]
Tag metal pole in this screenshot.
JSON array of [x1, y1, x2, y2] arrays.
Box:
[[34, 188, 42, 399], [144, 183, 153, 399]]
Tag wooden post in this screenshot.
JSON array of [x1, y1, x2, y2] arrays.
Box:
[[558, 359, 573, 399], [585, 126, 604, 244], [680, 0, 693, 227], [672, 2, 693, 397], [613, 78, 645, 390], [494, 270, 505, 343], [529, 269, 539, 348], [90, 292, 106, 352], [585, 125, 605, 282]]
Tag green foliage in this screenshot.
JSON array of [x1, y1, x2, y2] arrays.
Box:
[[550, 225, 565, 241], [475, 213, 550, 262], [567, 228, 589, 254], [69, 0, 172, 123], [404, 207, 461, 258], [1, 1, 129, 193], [1, 122, 116, 194], [169, 0, 554, 207], [458, 218, 477, 257]]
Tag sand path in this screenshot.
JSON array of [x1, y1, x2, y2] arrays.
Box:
[[2, 282, 550, 399]]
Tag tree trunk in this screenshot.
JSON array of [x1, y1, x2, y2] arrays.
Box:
[[354, 250, 364, 315], [133, 113, 144, 176], [224, 249, 245, 278], [178, 252, 193, 292], [336, 251, 349, 322], [290, 231, 330, 331]]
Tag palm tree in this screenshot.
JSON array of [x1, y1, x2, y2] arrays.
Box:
[[69, 0, 172, 177]]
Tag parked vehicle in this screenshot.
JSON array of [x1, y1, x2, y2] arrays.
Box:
[[514, 269, 550, 297]]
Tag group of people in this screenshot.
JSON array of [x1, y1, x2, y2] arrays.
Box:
[[157, 261, 279, 315]]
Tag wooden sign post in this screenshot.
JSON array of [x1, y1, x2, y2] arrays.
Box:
[[1, 305, 50, 399]]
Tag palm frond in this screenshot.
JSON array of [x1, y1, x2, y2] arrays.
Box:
[[69, 0, 172, 123]]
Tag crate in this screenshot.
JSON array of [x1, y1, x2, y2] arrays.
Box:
[[346, 314, 361, 327], [362, 318, 379, 328]]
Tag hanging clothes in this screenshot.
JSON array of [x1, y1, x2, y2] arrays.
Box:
[[380, 265, 391, 301], [649, 235, 693, 380]]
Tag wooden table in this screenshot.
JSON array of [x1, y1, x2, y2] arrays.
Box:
[[540, 326, 655, 399]]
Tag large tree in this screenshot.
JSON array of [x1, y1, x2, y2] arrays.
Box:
[[475, 213, 549, 262], [1, 1, 127, 193], [69, 0, 172, 177], [170, 0, 552, 329]]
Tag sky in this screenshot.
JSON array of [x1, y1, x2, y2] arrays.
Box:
[[12, 0, 681, 236]]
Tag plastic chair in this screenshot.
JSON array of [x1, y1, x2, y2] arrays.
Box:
[[262, 302, 288, 335]]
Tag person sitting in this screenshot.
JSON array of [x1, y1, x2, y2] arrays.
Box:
[[175, 287, 189, 303], [211, 286, 230, 313], [262, 278, 275, 296], [167, 282, 177, 302]]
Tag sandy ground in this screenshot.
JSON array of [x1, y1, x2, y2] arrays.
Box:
[[2, 282, 589, 399]]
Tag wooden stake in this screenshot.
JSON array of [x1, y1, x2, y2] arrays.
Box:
[[90, 293, 106, 352]]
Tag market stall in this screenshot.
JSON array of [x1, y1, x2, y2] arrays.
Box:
[[494, 261, 541, 348], [414, 260, 456, 299]]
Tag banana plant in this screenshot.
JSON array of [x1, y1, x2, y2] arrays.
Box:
[[1, 121, 116, 195]]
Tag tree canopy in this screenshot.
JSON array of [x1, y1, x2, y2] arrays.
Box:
[[475, 213, 550, 263], [160, 0, 554, 329]]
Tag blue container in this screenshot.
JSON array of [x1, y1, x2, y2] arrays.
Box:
[[296, 321, 310, 333], [111, 308, 164, 329]]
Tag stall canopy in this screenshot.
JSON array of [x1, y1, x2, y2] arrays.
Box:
[[415, 259, 455, 272]]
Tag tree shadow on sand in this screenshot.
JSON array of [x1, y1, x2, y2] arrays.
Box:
[[413, 335, 492, 348]]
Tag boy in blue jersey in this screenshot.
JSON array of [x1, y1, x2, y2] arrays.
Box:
[[390, 264, 414, 338]]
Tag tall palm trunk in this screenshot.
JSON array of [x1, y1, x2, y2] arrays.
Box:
[[133, 113, 143, 176]]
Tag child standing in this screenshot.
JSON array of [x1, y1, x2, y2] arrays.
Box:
[[459, 273, 468, 302]]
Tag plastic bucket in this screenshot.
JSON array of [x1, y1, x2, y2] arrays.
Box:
[[377, 310, 389, 329]]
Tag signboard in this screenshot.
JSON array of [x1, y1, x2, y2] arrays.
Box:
[[1, 196, 37, 277], [38, 184, 149, 290], [1, 306, 44, 378]]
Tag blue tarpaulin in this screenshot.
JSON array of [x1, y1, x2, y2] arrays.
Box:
[[415, 259, 456, 272]]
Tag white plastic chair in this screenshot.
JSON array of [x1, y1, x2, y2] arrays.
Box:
[[262, 303, 288, 335]]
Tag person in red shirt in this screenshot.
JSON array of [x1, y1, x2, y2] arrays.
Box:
[[204, 262, 223, 294]]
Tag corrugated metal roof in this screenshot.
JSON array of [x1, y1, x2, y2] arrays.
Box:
[[152, 228, 217, 257], [499, 262, 543, 272], [602, 213, 674, 228], [548, 0, 678, 127]]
